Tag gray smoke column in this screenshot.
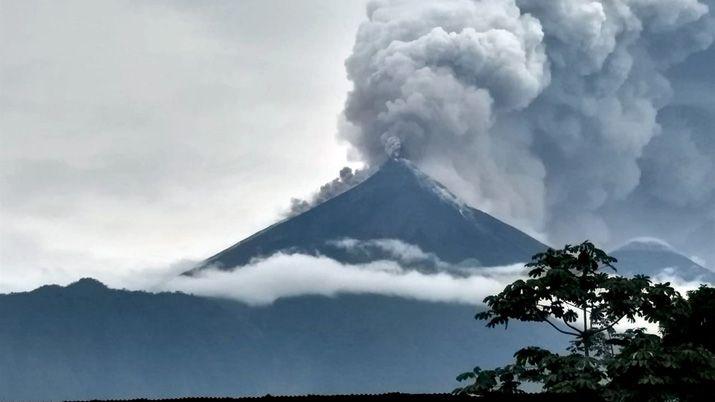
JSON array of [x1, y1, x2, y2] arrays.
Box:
[[339, 0, 715, 263], [288, 166, 373, 216], [342, 0, 550, 230]]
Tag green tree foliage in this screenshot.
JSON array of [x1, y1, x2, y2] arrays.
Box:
[[454, 365, 522, 395], [511, 347, 606, 393], [475, 241, 679, 357], [660, 285, 715, 352], [455, 241, 715, 400], [605, 329, 715, 401]]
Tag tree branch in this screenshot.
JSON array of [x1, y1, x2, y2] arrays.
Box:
[[537, 299, 587, 334], [552, 296, 587, 332], [561, 318, 582, 333], [542, 317, 580, 336], [591, 315, 626, 334]]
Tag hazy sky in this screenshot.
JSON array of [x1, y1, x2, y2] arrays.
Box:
[[0, 0, 369, 291], [2, 0, 714, 292]]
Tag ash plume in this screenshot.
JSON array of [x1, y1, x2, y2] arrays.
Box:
[[288, 166, 373, 217], [334, 0, 715, 264]]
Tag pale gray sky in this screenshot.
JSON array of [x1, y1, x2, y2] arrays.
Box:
[[2, 0, 714, 292], [0, 0, 368, 291]]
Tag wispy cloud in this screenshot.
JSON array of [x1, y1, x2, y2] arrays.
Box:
[[162, 252, 527, 305]]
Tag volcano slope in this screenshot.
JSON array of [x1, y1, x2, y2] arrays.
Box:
[[190, 158, 546, 274]]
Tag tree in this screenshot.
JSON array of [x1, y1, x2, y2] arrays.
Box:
[[476, 241, 679, 357], [454, 365, 522, 395], [603, 286, 715, 400], [605, 329, 715, 401], [455, 241, 715, 399], [659, 285, 715, 352]]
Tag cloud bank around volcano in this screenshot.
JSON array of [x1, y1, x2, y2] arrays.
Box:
[[163, 252, 526, 305], [334, 0, 715, 265]]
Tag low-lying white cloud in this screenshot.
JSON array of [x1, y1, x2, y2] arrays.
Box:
[[615, 237, 678, 252], [650, 272, 709, 295], [326, 238, 456, 271], [3, 236, 710, 315], [329, 238, 441, 264], [162, 252, 527, 305]]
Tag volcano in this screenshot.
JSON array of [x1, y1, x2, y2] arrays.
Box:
[[611, 238, 715, 282], [190, 158, 546, 274]]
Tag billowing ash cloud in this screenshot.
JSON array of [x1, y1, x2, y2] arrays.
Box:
[[341, 0, 550, 229], [334, 0, 715, 264]]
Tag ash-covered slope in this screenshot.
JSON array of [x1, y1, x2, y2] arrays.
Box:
[[194, 158, 546, 273], [611, 239, 715, 283]]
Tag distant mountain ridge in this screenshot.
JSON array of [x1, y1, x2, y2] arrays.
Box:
[[189, 158, 547, 274], [0, 279, 565, 400]]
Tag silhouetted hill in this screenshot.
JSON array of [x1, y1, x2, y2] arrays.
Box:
[[101, 392, 604, 402], [0, 279, 566, 400]]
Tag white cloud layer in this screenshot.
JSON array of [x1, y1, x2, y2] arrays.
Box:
[[2, 236, 709, 334], [0, 242, 527, 306], [162, 253, 527, 305]]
